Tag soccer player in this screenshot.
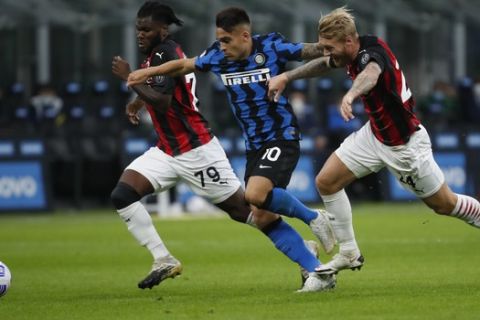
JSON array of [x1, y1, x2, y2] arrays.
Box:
[[127, 9, 338, 282], [112, 1, 333, 292], [267, 7, 480, 275]]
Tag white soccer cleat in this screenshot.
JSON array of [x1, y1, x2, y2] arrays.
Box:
[[467, 219, 480, 228], [300, 240, 320, 285], [138, 255, 183, 289], [316, 251, 364, 275], [309, 210, 336, 254], [296, 273, 336, 293]]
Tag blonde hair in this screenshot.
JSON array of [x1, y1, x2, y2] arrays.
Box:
[[318, 6, 357, 41]]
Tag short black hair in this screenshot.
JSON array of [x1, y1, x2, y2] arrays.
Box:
[[216, 7, 250, 32], [137, 1, 183, 26]]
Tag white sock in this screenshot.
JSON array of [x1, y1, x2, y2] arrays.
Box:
[[118, 201, 170, 260], [450, 194, 480, 224], [245, 211, 258, 228], [321, 189, 359, 255]]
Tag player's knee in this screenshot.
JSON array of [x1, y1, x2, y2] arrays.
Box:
[[244, 188, 268, 208], [110, 182, 142, 210], [315, 172, 332, 194]]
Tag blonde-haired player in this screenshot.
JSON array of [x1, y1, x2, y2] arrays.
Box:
[[268, 6, 480, 275]]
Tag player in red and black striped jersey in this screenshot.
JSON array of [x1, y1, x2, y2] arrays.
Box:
[[268, 6, 480, 275], [139, 38, 213, 156], [344, 35, 420, 147], [110, 1, 329, 292]]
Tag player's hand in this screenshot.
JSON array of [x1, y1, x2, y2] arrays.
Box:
[[339, 93, 355, 122], [267, 73, 289, 103], [126, 99, 144, 125], [127, 69, 151, 87], [112, 56, 131, 81]]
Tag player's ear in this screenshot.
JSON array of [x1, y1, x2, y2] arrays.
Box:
[[344, 35, 353, 45], [160, 24, 169, 40], [241, 30, 250, 41], [344, 35, 355, 51]]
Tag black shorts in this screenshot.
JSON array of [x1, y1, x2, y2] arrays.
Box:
[[244, 140, 300, 189]]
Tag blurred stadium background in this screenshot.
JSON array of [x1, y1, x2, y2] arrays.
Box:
[[1, 0, 480, 213]]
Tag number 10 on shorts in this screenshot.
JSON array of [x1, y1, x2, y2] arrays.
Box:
[[262, 147, 281, 162]]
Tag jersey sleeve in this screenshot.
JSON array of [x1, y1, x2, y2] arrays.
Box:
[[357, 46, 386, 73], [195, 41, 220, 72], [271, 32, 304, 63], [146, 43, 177, 94]]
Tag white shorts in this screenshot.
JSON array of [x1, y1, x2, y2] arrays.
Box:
[[126, 137, 241, 204], [335, 122, 445, 198]]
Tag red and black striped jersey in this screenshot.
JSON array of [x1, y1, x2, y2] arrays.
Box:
[[141, 39, 213, 156], [346, 35, 420, 146]]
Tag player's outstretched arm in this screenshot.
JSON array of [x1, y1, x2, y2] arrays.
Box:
[[340, 61, 382, 121], [268, 56, 331, 102], [300, 43, 324, 60], [112, 55, 171, 112], [127, 58, 196, 87]]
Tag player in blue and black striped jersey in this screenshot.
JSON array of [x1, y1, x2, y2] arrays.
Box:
[[196, 29, 301, 151], [128, 7, 337, 291]]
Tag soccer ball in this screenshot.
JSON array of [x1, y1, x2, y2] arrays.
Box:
[[0, 261, 11, 297]]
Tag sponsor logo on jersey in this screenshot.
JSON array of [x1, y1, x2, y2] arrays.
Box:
[[220, 68, 271, 86]]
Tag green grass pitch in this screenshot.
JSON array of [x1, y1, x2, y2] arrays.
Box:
[[0, 202, 479, 319]]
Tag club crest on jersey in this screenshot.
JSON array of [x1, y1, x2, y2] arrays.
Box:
[[360, 53, 370, 66], [254, 53, 266, 66], [221, 68, 271, 86], [154, 75, 165, 84]]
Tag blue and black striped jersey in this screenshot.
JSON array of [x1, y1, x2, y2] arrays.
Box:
[[195, 32, 304, 151]]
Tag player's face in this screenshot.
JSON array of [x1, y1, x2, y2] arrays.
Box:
[[136, 17, 168, 54], [319, 36, 355, 67], [216, 26, 251, 61]]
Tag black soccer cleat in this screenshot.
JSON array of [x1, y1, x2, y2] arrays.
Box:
[[138, 256, 183, 289]]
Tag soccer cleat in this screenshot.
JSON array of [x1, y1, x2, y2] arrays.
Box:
[[138, 255, 183, 289], [467, 219, 480, 228], [300, 240, 320, 286], [296, 273, 336, 293], [316, 252, 364, 275], [309, 210, 336, 254]]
